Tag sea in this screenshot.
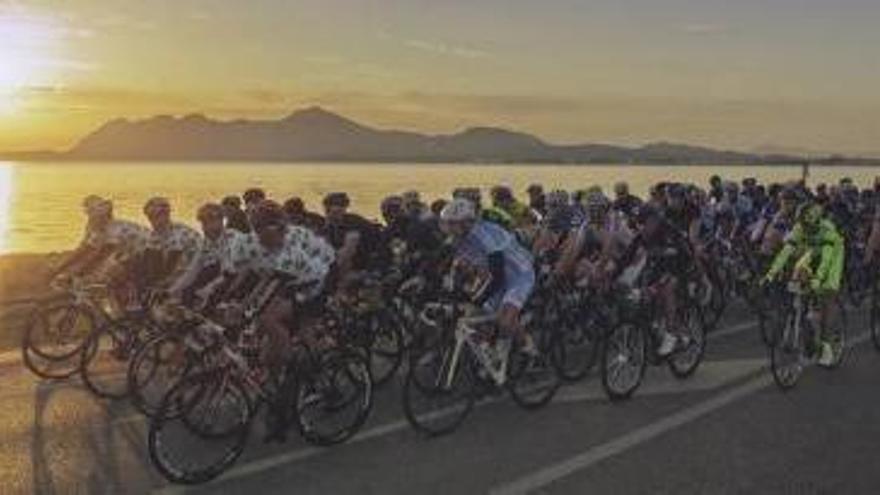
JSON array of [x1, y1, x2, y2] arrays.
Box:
[[0, 161, 877, 254]]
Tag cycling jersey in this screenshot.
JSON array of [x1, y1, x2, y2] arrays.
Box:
[[767, 218, 845, 293], [81, 219, 150, 262], [453, 220, 535, 311]]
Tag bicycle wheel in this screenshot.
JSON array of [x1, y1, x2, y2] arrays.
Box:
[[770, 312, 805, 391], [507, 323, 563, 410], [22, 301, 94, 377], [295, 348, 373, 446], [600, 321, 647, 401], [402, 340, 476, 437], [668, 304, 707, 379], [554, 305, 600, 382], [148, 373, 253, 485], [367, 309, 406, 387], [80, 321, 137, 399], [129, 333, 193, 418]]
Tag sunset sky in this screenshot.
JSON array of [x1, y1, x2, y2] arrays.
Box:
[[0, 0, 878, 155]]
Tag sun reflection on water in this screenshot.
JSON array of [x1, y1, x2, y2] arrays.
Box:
[[0, 162, 11, 253]]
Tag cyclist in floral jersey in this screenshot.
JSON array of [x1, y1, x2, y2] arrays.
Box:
[[142, 197, 202, 290], [52, 195, 150, 284], [235, 200, 337, 381]]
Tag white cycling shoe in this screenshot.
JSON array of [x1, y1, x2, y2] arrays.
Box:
[[657, 331, 678, 357], [817, 342, 835, 368]]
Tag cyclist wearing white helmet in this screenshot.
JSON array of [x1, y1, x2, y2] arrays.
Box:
[[440, 198, 538, 355]]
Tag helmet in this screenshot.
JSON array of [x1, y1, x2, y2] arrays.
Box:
[[453, 187, 481, 206], [197, 203, 224, 223], [795, 203, 823, 228], [546, 189, 569, 207], [282, 197, 305, 216], [527, 183, 543, 195], [585, 190, 609, 213], [143, 196, 171, 216], [439, 198, 476, 223], [666, 183, 686, 199], [323, 192, 350, 209], [381, 195, 404, 216], [221, 195, 242, 209], [243, 188, 266, 205], [251, 200, 287, 230], [491, 185, 513, 203], [83, 195, 112, 218], [723, 181, 739, 194]]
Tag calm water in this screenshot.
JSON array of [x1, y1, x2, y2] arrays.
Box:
[[0, 161, 877, 254]]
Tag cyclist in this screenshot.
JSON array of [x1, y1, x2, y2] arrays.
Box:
[[612, 181, 642, 220], [616, 205, 695, 356], [221, 195, 251, 234], [555, 190, 633, 289], [282, 197, 325, 232], [439, 198, 537, 355], [168, 203, 246, 307], [51, 196, 150, 293], [490, 185, 535, 228], [763, 202, 845, 367], [246, 200, 337, 381], [320, 192, 387, 277], [142, 197, 203, 292], [760, 187, 800, 256]]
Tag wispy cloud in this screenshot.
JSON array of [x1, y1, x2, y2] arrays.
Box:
[[403, 39, 490, 59], [682, 23, 728, 35]]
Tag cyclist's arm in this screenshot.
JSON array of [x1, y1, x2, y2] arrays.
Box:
[[814, 225, 845, 289], [555, 228, 582, 275], [766, 226, 803, 280], [168, 250, 207, 296]]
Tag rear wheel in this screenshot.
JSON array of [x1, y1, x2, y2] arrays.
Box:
[[147, 373, 253, 485], [600, 321, 647, 401], [507, 323, 562, 410], [668, 304, 707, 378], [366, 310, 406, 387], [402, 341, 475, 437], [80, 322, 136, 399], [22, 302, 94, 379]]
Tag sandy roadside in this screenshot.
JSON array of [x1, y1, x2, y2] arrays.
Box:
[[0, 253, 62, 352]]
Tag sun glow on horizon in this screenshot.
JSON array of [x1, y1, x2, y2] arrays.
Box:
[[0, 10, 64, 117]]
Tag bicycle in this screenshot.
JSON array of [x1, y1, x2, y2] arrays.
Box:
[[600, 275, 708, 401], [401, 296, 562, 437], [147, 275, 373, 485], [769, 279, 848, 391]]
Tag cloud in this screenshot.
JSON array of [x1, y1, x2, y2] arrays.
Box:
[[403, 39, 490, 59], [682, 23, 727, 35]]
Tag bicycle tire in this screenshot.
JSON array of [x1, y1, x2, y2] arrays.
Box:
[[600, 321, 647, 401]]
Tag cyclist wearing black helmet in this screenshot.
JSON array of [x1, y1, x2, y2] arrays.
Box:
[[320, 192, 387, 276], [221, 195, 251, 234]]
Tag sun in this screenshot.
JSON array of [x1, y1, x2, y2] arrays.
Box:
[[0, 11, 60, 115]]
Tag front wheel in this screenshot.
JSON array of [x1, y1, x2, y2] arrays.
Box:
[[668, 304, 707, 379], [295, 348, 373, 446], [402, 341, 475, 437], [147, 373, 253, 485], [600, 322, 647, 401], [770, 312, 805, 391]]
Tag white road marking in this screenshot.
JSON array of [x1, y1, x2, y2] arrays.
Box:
[[489, 330, 872, 495], [555, 358, 764, 403]]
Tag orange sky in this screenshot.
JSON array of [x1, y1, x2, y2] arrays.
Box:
[[1, 0, 879, 155]]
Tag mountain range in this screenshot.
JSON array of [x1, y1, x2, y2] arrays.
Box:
[[4, 107, 877, 165]]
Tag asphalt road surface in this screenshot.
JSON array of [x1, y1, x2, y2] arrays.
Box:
[[1, 302, 879, 495]]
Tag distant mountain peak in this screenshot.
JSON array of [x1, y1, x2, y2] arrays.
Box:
[[283, 106, 358, 127]]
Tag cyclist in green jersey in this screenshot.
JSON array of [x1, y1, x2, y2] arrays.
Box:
[[763, 202, 845, 366]]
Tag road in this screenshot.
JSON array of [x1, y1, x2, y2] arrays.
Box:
[[1, 302, 879, 495]]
